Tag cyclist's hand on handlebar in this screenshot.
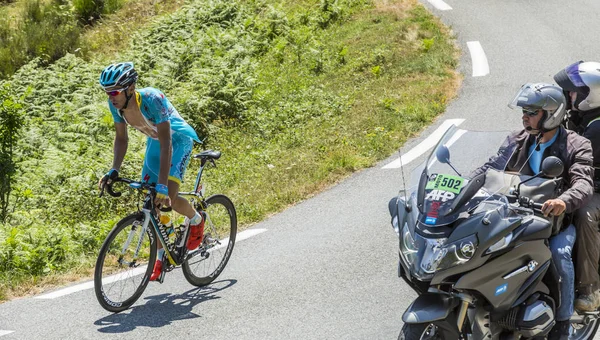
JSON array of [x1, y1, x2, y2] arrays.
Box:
[[541, 198, 566, 217], [155, 183, 171, 207], [99, 169, 119, 191]]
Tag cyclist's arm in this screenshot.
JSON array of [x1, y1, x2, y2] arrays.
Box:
[[112, 122, 128, 171], [157, 121, 172, 186]]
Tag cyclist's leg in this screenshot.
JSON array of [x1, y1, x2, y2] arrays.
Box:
[[142, 138, 166, 281], [169, 182, 194, 216], [167, 134, 196, 218], [167, 135, 205, 250], [142, 137, 195, 217]]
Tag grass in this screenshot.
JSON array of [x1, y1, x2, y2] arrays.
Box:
[[79, 0, 187, 59]]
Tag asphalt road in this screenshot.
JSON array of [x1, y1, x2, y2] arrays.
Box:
[[2, 0, 600, 339]]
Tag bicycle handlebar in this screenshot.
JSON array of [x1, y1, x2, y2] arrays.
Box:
[[99, 177, 155, 198], [99, 178, 174, 212]]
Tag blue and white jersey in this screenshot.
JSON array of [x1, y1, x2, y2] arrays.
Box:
[[108, 87, 201, 143]]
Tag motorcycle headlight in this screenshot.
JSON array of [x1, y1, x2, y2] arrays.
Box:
[[420, 234, 478, 273], [400, 223, 418, 266]]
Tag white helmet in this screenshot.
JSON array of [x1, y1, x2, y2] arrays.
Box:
[[508, 83, 566, 132], [554, 61, 600, 111]]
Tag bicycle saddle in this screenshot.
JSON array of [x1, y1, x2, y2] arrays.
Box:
[[194, 150, 221, 160]]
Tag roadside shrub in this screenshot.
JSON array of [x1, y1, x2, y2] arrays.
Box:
[[73, 0, 121, 25]]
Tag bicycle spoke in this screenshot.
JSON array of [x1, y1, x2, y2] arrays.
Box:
[[183, 195, 237, 286], [94, 214, 156, 312]]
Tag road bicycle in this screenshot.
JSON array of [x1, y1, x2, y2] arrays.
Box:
[[93, 150, 237, 313]]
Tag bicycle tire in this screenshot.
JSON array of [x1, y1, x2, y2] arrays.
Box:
[[94, 213, 157, 312], [183, 194, 237, 286]]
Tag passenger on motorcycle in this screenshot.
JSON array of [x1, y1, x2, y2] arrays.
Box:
[[474, 83, 594, 339], [555, 61, 600, 313]]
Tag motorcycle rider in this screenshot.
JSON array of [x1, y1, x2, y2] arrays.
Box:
[[473, 83, 594, 339], [554, 61, 600, 313]]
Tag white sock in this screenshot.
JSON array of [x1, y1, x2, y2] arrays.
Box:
[[190, 212, 202, 225], [157, 248, 165, 261]]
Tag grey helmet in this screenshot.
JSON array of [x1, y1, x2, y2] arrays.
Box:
[[508, 83, 566, 133], [554, 61, 600, 111]]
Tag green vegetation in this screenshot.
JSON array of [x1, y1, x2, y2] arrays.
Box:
[[0, 0, 133, 79], [0, 84, 25, 222], [0, 0, 459, 299]]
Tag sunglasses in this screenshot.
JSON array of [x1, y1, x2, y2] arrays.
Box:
[[522, 108, 540, 117], [105, 87, 128, 97]]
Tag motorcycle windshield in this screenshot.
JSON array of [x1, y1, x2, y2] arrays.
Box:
[[406, 126, 515, 227]]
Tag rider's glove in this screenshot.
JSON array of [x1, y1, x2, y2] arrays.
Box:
[[156, 183, 168, 200], [101, 169, 119, 187]]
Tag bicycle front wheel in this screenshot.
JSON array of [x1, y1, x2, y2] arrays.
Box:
[[94, 213, 157, 312], [183, 194, 237, 286]]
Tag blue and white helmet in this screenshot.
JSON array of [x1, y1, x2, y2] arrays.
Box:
[[554, 61, 600, 111], [99, 62, 138, 89]]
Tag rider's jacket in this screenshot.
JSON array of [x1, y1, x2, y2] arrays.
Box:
[[474, 126, 594, 214], [567, 107, 600, 184]]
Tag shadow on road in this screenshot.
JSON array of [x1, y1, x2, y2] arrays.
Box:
[[94, 279, 237, 333]]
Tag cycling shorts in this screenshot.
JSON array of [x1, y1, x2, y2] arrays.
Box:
[[141, 133, 194, 185]]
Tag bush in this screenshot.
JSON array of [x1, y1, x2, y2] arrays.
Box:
[[0, 84, 24, 222], [73, 0, 121, 25], [0, 0, 122, 79]]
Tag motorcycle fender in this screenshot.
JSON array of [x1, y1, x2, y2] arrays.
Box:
[[389, 196, 408, 235], [402, 293, 460, 324]]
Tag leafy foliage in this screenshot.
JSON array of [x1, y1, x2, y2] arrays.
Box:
[[73, 0, 121, 25], [0, 0, 123, 79], [0, 84, 25, 222]]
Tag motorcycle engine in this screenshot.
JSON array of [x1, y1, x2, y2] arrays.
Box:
[[497, 295, 555, 338]]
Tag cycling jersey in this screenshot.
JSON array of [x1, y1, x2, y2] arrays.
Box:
[[108, 87, 201, 143]]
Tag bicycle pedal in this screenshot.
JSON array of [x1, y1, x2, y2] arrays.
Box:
[[158, 270, 166, 284]]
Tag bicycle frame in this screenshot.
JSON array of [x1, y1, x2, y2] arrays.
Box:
[[179, 154, 211, 199], [130, 157, 215, 267], [108, 154, 217, 270]]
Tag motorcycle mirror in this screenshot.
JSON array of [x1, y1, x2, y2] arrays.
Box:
[[436, 145, 450, 164], [540, 156, 564, 178]]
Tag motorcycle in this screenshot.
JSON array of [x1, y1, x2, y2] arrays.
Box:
[[388, 126, 600, 339]]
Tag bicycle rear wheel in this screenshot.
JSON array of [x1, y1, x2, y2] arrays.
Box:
[[94, 213, 157, 312], [183, 194, 237, 286]]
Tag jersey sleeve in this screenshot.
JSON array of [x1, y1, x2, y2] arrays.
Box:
[[108, 101, 125, 123]]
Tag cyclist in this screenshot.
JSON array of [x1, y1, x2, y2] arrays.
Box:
[[554, 61, 600, 312], [474, 83, 594, 340], [97, 62, 204, 281]]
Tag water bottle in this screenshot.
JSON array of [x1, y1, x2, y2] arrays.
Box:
[[159, 214, 175, 242]]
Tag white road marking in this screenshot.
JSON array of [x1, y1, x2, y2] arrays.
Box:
[[382, 119, 465, 169], [467, 41, 489, 77], [428, 0, 452, 10], [0, 330, 14, 337], [34, 228, 267, 300]]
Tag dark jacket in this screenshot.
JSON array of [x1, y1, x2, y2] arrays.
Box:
[[568, 107, 600, 182], [474, 126, 594, 214]]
